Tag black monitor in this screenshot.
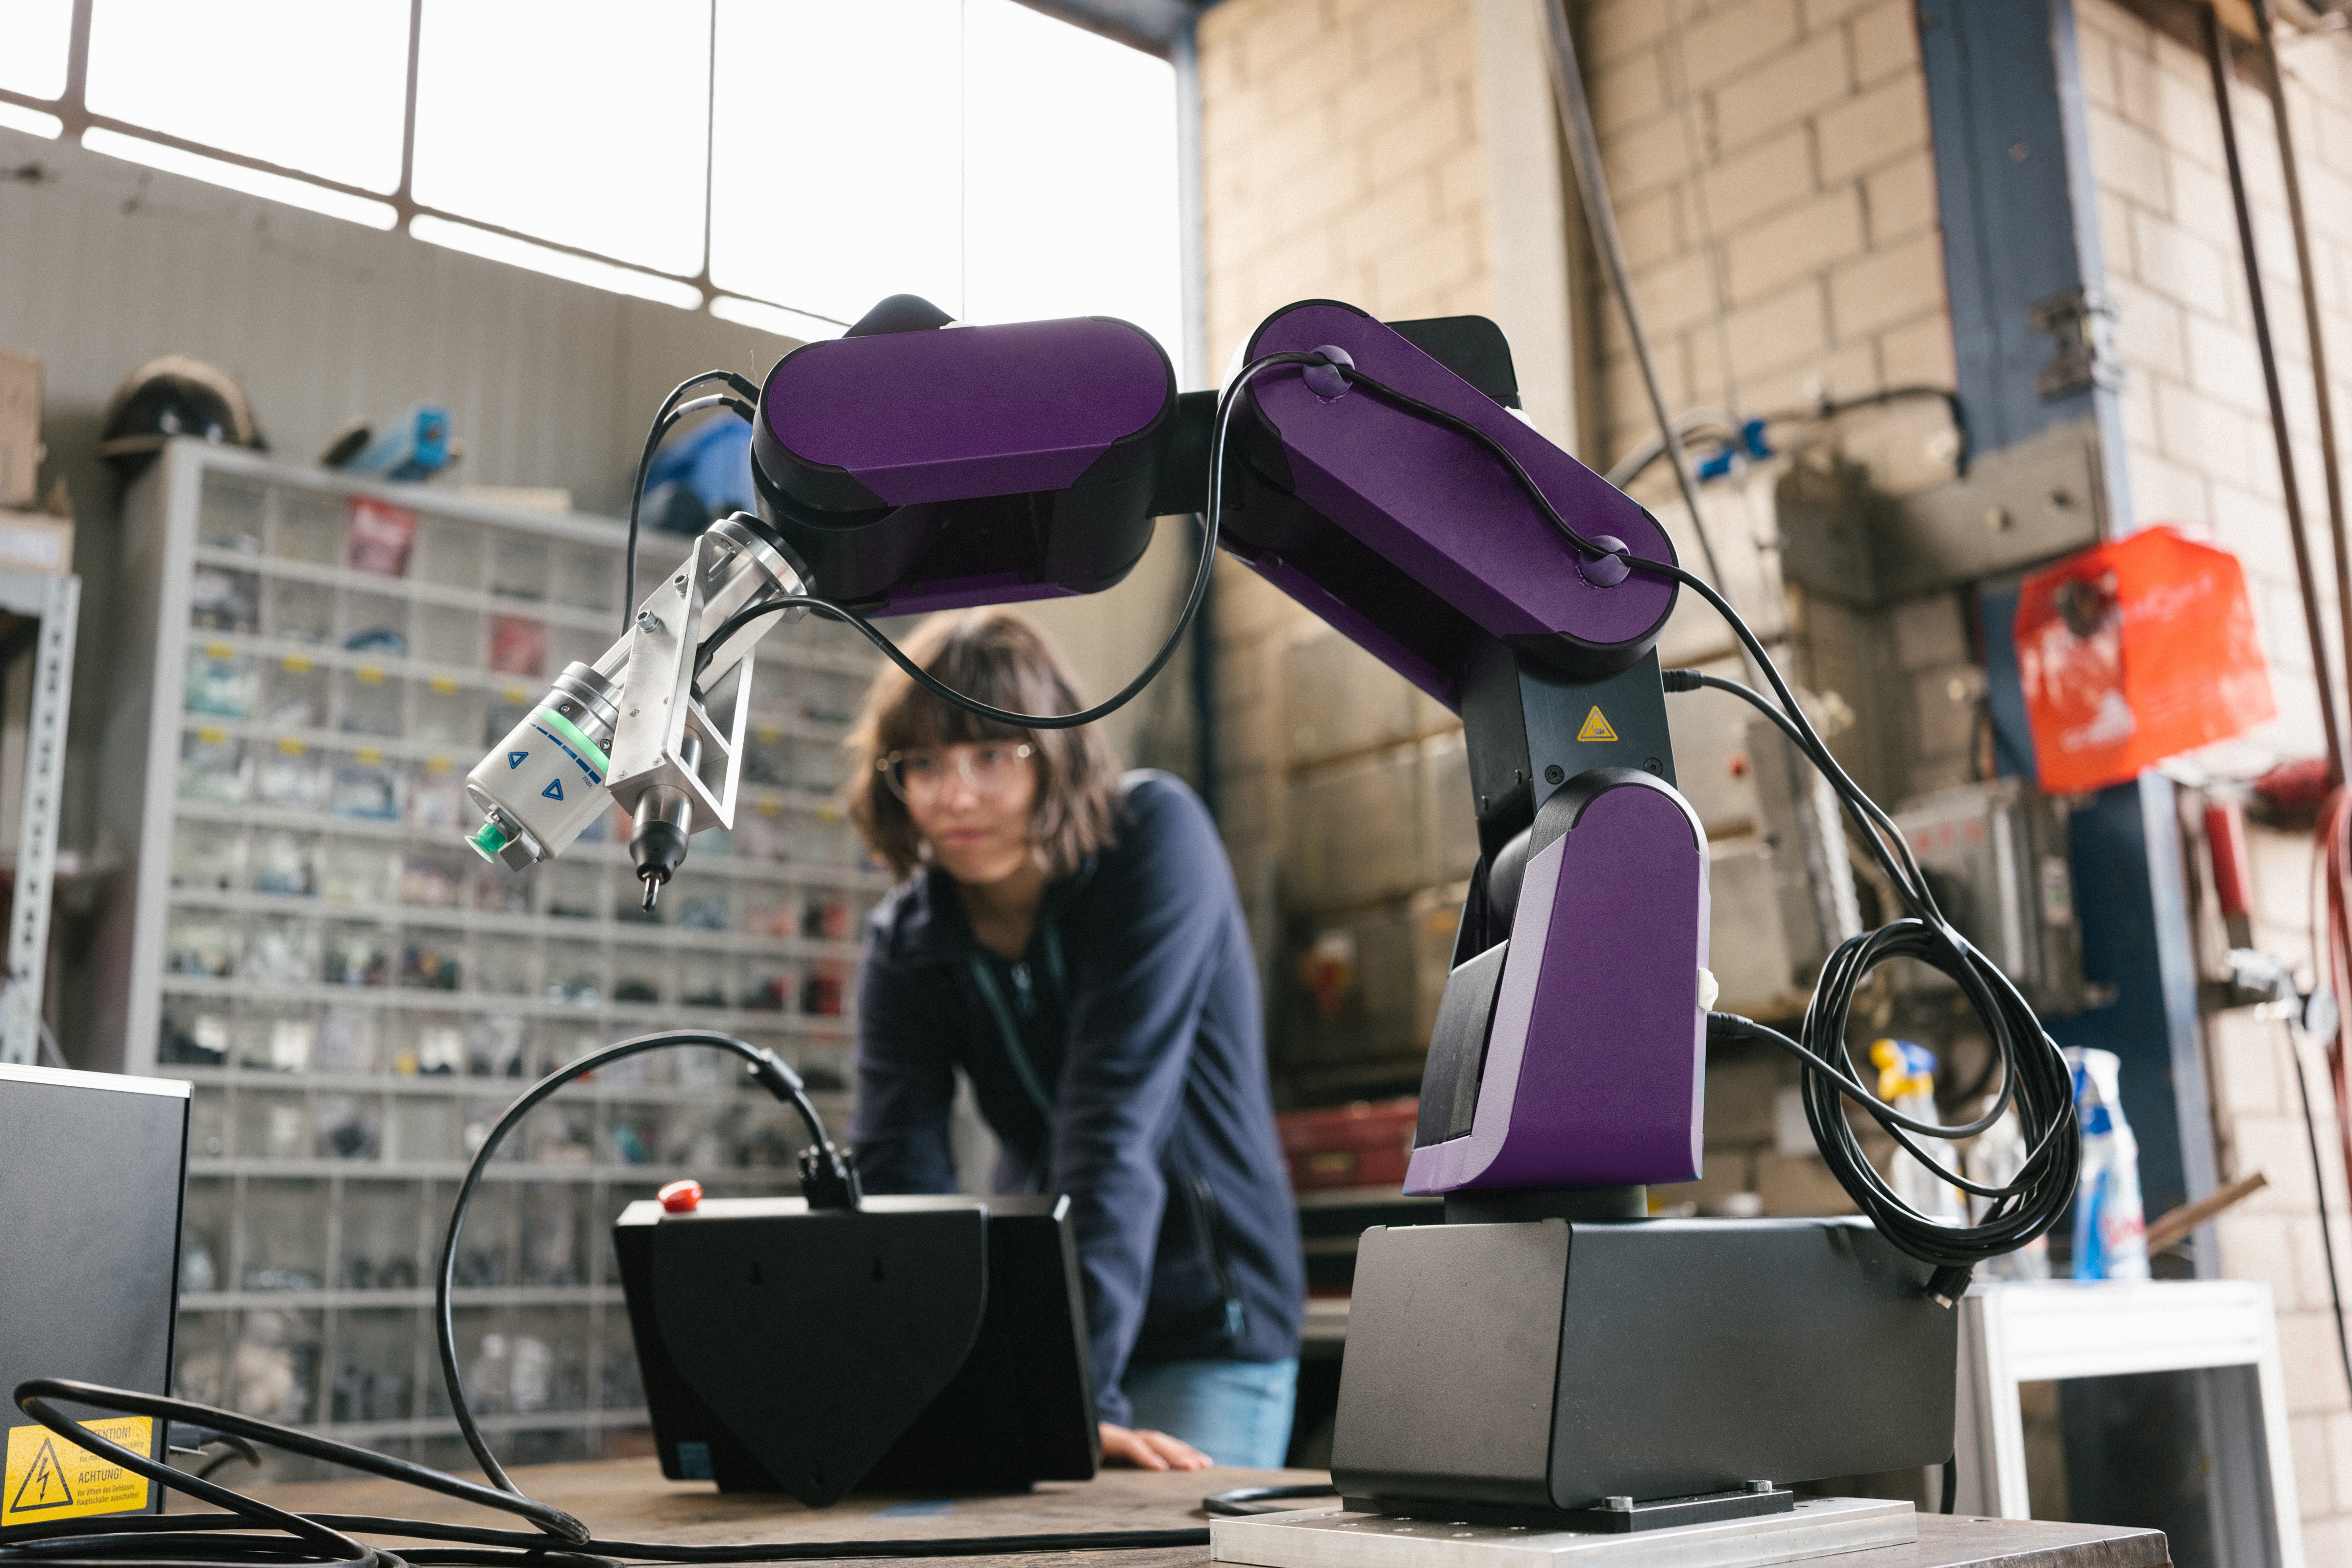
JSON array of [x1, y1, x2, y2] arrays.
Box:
[[0, 1064, 190, 1529]]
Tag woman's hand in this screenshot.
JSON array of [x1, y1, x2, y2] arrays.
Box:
[[1099, 1421, 1211, 1470]]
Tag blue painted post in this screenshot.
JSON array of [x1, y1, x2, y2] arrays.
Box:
[[1918, 0, 2217, 1272]]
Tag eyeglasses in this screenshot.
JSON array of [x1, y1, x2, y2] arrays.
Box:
[[878, 742, 1035, 804]]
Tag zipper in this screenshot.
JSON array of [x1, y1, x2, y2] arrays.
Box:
[[1181, 1152, 1247, 1344]]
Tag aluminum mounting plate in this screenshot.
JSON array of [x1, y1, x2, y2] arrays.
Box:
[[1211, 1497, 1914, 1568]]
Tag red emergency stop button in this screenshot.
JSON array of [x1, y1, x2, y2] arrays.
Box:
[[659, 1178, 703, 1213]]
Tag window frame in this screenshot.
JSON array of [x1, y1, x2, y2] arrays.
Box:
[[0, 0, 1186, 337]]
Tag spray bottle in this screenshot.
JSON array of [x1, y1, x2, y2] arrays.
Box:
[[1870, 1038, 1967, 1225], [1966, 1093, 2052, 1281], [2066, 1046, 2150, 1279]]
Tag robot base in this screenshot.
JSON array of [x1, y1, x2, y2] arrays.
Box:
[[1211, 1497, 1915, 1568]]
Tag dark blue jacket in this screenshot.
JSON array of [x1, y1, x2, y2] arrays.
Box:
[[850, 771, 1303, 1424]]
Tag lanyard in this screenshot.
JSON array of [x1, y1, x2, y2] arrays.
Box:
[[968, 920, 1067, 1126]]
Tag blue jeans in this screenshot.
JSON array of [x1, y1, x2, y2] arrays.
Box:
[[1122, 1356, 1298, 1470]]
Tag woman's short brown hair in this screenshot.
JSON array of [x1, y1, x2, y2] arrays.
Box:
[[843, 610, 1122, 882]]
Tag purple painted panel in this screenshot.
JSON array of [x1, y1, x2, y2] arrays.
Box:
[[766, 318, 1170, 507], [1405, 784, 1708, 1194], [1248, 304, 1676, 650], [1242, 551, 1458, 707]]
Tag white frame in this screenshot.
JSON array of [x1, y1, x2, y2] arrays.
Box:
[[1953, 1279, 2303, 1567]]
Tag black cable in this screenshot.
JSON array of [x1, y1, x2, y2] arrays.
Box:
[[2286, 1022, 2352, 1399], [1608, 388, 1972, 492], [436, 1032, 847, 1499], [1537, 0, 1723, 598], [8, 1033, 1218, 1568], [686, 350, 1332, 731], [7, 1378, 588, 1566], [1940, 1459, 1957, 1516], [623, 372, 761, 637]]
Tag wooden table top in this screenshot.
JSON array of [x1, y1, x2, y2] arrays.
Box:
[[191, 1458, 2170, 1568]]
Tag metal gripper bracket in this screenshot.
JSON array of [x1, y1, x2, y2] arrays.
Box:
[[604, 530, 768, 834]]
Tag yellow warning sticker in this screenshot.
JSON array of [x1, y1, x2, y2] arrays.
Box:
[[1577, 706, 1618, 743], [4, 1417, 152, 1526]]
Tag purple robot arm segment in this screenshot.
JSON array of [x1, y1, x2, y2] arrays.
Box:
[[1405, 779, 1708, 1194], [1244, 303, 1676, 653], [764, 317, 1171, 507], [1238, 550, 1457, 706]]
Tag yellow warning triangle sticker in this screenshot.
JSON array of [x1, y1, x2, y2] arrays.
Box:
[[5, 1416, 151, 1525], [9, 1439, 71, 1514], [1577, 706, 1617, 742]]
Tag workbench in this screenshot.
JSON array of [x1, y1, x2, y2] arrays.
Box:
[[204, 1458, 2173, 1567]]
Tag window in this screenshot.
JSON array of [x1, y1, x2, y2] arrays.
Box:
[[412, 0, 711, 278], [0, 0, 73, 100], [0, 0, 1184, 357], [84, 0, 410, 192], [708, 0, 964, 326], [962, 0, 1181, 353]]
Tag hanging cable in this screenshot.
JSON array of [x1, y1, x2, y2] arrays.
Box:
[[2284, 1022, 2352, 1400], [622, 371, 762, 637], [1537, 0, 1732, 603], [2204, 6, 2346, 784]]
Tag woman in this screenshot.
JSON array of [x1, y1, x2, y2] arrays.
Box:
[[844, 610, 1303, 1472]]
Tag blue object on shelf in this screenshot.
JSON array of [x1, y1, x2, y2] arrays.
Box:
[[644, 416, 755, 534], [344, 404, 456, 482]]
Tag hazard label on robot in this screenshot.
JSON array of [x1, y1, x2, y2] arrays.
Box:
[[1211, 1495, 1913, 1568], [2, 1417, 150, 1526]]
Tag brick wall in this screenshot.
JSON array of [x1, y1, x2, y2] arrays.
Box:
[[1581, 0, 1954, 472], [1196, 0, 1527, 1038], [2077, 1, 2352, 1548], [1200, 0, 2352, 1537]]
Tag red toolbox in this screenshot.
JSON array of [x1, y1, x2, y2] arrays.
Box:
[[1277, 1097, 1420, 1191]]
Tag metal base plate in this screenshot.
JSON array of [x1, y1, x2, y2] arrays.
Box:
[[1211, 1497, 1915, 1568]]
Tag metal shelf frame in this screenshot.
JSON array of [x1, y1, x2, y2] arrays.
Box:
[[0, 568, 76, 1065]]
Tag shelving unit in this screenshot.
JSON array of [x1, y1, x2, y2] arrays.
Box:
[[96, 440, 889, 1477]]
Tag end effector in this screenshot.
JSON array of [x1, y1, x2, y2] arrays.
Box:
[[463, 513, 808, 910]]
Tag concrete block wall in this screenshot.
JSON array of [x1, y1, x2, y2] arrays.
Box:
[[1580, 0, 1954, 475], [1197, 0, 1516, 1011], [2075, 1, 2352, 1546]]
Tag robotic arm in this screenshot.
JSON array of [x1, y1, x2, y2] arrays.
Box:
[[465, 294, 2079, 1518], [465, 296, 1715, 1193]]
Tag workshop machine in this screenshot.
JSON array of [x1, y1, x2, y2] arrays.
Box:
[[459, 296, 2072, 1556]]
